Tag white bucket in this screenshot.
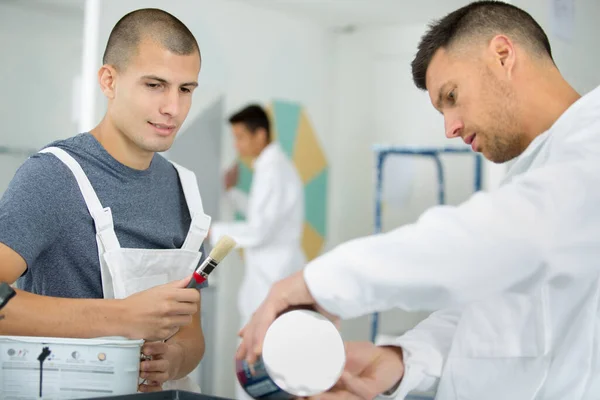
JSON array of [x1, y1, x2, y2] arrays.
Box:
[[0, 336, 144, 399]]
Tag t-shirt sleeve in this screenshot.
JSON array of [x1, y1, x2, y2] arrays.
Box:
[[0, 153, 70, 269]]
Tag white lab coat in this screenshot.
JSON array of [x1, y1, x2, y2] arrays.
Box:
[[303, 85, 600, 400], [211, 142, 306, 322]]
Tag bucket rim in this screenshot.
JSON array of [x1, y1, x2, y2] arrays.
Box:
[[0, 336, 144, 346]]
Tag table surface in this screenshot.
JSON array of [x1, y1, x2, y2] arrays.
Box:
[[85, 390, 234, 400]]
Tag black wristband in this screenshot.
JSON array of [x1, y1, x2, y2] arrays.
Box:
[[0, 282, 16, 311]]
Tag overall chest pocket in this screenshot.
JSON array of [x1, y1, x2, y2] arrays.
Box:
[[104, 248, 202, 299]]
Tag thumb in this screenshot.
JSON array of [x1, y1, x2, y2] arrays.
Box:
[[238, 325, 246, 338], [170, 276, 192, 288], [141, 341, 168, 357]]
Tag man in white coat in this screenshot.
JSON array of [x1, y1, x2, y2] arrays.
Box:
[[237, 2, 600, 399], [209, 104, 306, 399]]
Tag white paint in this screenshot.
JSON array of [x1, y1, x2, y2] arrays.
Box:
[[262, 310, 345, 396]]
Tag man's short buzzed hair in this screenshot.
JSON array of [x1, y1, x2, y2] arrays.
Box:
[[102, 8, 200, 70], [412, 1, 553, 90]]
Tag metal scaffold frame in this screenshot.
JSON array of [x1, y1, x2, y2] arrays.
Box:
[[371, 145, 483, 343]]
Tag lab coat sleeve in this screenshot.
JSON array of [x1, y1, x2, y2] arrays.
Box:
[[226, 188, 249, 217], [303, 164, 575, 318], [210, 168, 290, 248], [376, 309, 462, 399]]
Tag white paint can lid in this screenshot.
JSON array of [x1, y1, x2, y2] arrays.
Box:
[[262, 309, 346, 397]]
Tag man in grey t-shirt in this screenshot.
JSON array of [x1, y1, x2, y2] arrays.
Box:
[[4, 132, 209, 299], [0, 9, 209, 393]]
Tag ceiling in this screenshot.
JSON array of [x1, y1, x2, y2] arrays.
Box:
[[4, 0, 472, 28], [1, 0, 84, 13], [239, 0, 473, 29]]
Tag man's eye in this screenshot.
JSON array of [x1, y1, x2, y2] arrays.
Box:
[[180, 87, 191, 93], [146, 83, 160, 89]]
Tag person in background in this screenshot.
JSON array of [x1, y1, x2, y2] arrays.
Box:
[[237, 2, 600, 399], [0, 8, 210, 393], [209, 104, 306, 400]]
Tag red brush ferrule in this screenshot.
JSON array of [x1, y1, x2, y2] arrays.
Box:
[[193, 271, 206, 285]]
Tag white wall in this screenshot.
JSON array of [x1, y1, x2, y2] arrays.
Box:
[[330, 0, 600, 342], [0, 2, 83, 193], [515, 0, 600, 94], [94, 0, 335, 162], [3, 0, 599, 397], [329, 21, 480, 341], [93, 1, 334, 397], [92, 0, 600, 393], [483, 0, 600, 190]]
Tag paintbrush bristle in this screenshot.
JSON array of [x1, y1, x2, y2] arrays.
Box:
[[209, 235, 237, 263]]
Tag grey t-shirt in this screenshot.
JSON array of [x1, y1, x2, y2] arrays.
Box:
[[0, 133, 208, 298]]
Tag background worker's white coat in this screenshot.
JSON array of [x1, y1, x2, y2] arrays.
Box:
[[303, 85, 600, 400], [211, 142, 306, 323]]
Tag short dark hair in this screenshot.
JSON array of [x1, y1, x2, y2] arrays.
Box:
[[103, 8, 200, 70], [228, 105, 271, 142], [412, 1, 553, 90]]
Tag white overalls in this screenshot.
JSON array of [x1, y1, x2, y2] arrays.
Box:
[[41, 147, 211, 392]]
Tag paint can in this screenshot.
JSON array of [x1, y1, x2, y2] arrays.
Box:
[[0, 335, 143, 398], [236, 309, 345, 399]]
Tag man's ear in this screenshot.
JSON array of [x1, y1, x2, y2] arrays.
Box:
[[256, 128, 269, 145], [98, 64, 118, 99], [489, 34, 516, 79]]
